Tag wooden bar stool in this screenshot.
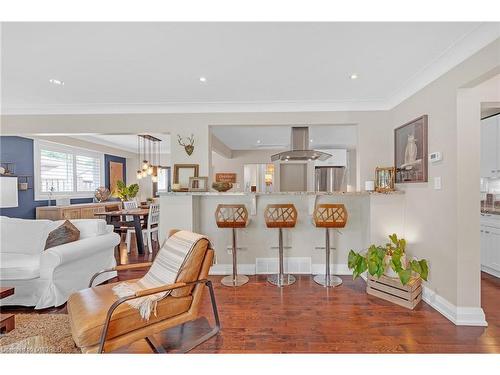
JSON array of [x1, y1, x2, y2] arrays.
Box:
[[312, 204, 348, 287], [215, 204, 250, 287], [264, 204, 298, 287]]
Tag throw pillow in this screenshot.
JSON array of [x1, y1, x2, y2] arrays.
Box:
[[44, 220, 80, 250]]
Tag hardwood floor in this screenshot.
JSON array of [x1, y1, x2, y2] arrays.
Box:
[[3, 239, 500, 353]]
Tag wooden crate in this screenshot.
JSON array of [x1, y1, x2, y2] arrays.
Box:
[[367, 274, 422, 310]]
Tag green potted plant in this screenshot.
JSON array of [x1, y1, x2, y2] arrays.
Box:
[[348, 233, 429, 285], [114, 180, 139, 201]]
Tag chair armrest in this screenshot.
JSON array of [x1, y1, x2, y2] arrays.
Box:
[[134, 282, 186, 297], [88, 262, 153, 287], [115, 262, 153, 271], [40, 232, 120, 278]]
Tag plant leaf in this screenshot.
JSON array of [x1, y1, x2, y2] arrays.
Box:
[[410, 260, 422, 275], [348, 250, 357, 269], [398, 269, 412, 285], [419, 259, 429, 281], [389, 233, 398, 245]]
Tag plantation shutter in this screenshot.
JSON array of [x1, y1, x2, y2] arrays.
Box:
[[76, 154, 101, 192], [40, 149, 74, 193]]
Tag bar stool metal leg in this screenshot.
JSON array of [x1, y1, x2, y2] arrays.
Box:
[[314, 228, 342, 287], [221, 228, 249, 287], [267, 228, 296, 287]]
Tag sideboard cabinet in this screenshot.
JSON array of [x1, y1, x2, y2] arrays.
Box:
[[36, 201, 122, 220]]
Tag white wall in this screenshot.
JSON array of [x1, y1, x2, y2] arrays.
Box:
[[390, 39, 500, 316]]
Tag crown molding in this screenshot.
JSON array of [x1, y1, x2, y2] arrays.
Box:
[[386, 23, 500, 109], [0, 99, 389, 115], [2, 23, 499, 116]]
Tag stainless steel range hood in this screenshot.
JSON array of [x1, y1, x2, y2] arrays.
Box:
[[271, 126, 332, 162]]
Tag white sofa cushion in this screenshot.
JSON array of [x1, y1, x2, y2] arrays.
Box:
[[0, 253, 41, 280], [51, 219, 109, 239], [0, 216, 53, 255]]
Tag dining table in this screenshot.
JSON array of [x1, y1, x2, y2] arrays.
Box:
[[95, 208, 150, 254]]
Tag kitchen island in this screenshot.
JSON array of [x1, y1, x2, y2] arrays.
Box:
[[159, 191, 405, 276]]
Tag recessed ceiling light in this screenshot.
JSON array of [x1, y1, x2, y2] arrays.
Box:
[[350, 74, 358, 80], [310, 139, 313, 143], [199, 77, 207, 83], [256, 140, 261, 144], [49, 79, 64, 85]]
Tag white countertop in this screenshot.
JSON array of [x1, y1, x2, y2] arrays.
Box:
[[159, 190, 404, 196]]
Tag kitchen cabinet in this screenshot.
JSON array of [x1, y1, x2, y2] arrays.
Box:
[[480, 114, 500, 178], [480, 217, 500, 278]]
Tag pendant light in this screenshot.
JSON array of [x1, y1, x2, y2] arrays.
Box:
[[151, 141, 158, 182], [147, 140, 153, 175], [136, 135, 143, 179], [141, 136, 149, 171]]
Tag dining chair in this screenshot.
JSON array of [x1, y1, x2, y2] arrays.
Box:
[[126, 203, 160, 254]]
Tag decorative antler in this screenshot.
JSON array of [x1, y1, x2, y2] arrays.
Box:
[[177, 134, 195, 156], [177, 134, 195, 146]]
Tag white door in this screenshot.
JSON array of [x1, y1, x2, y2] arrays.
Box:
[[480, 116, 498, 178]]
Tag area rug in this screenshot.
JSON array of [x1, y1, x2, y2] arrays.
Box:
[[0, 314, 80, 353]]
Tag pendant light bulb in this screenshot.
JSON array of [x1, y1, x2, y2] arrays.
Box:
[[142, 160, 149, 170], [152, 175, 158, 183], [136, 170, 142, 179], [147, 165, 154, 175], [141, 170, 147, 178]]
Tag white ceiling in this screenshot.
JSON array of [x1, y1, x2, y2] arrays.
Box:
[[211, 125, 357, 150], [70, 134, 171, 154], [2, 22, 499, 114]]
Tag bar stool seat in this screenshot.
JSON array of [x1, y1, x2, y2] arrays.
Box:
[[264, 204, 298, 287], [215, 204, 250, 287], [312, 204, 348, 287]]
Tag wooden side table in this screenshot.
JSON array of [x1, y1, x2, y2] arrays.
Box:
[[0, 287, 15, 334]]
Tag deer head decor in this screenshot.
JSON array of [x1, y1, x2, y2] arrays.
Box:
[[177, 134, 195, 156]]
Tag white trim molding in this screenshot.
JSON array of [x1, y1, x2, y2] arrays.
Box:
[[421, 287, 488, 327], [209, 264, 256, 276]]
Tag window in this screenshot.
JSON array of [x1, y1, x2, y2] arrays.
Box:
[[35, 140, 104, 200], [157, 167, 171, 192]]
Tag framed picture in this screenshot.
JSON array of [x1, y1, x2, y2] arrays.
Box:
[[394, 115, 428, 183], [188, 177, 208, 192], [173, 164, 199, 191], [375, 167, 395, 192]]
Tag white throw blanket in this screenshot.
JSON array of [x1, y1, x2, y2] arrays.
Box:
[[112, 230, 208, 320]]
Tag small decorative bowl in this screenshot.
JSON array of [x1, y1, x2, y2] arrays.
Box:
[[212, 182, 233, 192]]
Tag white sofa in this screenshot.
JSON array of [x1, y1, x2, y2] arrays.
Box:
[[0, 216, 120, 309]]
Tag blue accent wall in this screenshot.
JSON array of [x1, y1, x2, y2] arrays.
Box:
[[0, 136, 126, 219], [104, 154, 126, 189]]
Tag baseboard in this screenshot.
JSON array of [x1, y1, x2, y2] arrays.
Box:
[[311, 263, 351, 275], [360, 274, 487, 327], [481, 265, 500, 278], [421, 287, 488, 327], [210, 263, 351, 276], [209, 263, 256, 275]]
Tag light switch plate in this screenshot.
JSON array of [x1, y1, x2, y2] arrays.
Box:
[[434, 176, 442, 190]]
